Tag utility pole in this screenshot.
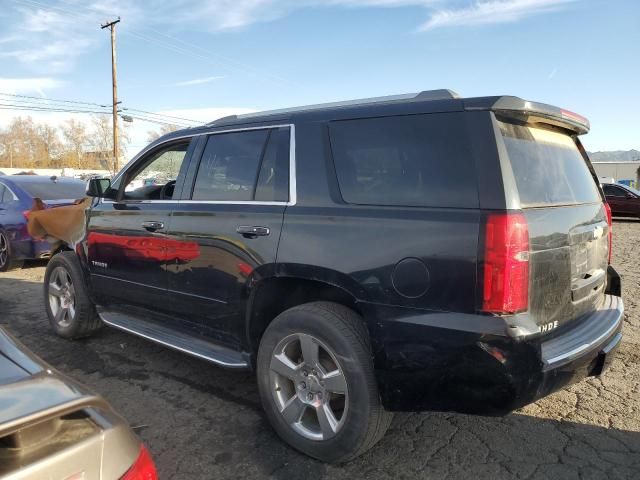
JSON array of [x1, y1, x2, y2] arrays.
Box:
[[101, 17, 121, 175]]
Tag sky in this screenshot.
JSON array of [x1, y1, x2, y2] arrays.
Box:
[[0, 0, 639, 158]]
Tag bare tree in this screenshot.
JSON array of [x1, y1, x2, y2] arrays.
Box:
[[90, 114, 130, 174], [61, 119, 90, 169], [1, 117, 39, 168], [147, 124, 181, 142], [34, 123, 62, 168]]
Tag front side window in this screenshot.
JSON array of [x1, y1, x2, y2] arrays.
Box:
[[192, 127, 290, 202], [329, 113, 478, 208], [122, 142, 190, 200]]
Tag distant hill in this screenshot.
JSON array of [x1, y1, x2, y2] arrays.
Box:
[[588, 149, 640, 162]]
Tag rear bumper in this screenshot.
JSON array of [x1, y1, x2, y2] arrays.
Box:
[[365, 294, 624, 414], [11, 238, 52, 260]]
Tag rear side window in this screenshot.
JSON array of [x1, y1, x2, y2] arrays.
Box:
[[192, 127, 290, 202], [499, 121, 601, 207], [329, 113, 478, 208]]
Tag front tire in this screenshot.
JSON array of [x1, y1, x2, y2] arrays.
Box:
[[44, 252, 102, 339], [257, 301, 392, 463]]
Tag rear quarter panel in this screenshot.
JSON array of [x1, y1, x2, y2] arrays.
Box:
[[277, 117, 484, 313]]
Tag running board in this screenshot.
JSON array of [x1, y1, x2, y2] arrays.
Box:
[[98, 310, 249, 369]]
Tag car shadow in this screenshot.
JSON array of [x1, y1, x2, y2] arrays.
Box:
[[1, 274, 638, 479]]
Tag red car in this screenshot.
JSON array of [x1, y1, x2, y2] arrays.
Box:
[[602, 183, 640, 219]]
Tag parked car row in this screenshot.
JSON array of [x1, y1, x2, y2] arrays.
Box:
[[0, 175, 87, 271], [17, 90, 624, 464]]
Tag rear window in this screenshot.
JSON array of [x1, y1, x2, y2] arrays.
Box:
[[499, 122, 600, 207], [17, 180, 87, 200], [329, 113, 478, 208]]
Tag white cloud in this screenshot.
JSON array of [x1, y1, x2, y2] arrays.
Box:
[[174, 76, 225, 87], [0, 0, 578, 77], [167, 0, 438, 31], [0, 77, 64, 96], [0, 1, 142, 73], [420, 0, 575, 31]]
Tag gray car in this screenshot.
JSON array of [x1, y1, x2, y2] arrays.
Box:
[[0, 326, 157, 479]]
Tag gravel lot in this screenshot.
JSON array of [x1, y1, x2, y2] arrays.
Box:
[[1, 221, 639, 479]]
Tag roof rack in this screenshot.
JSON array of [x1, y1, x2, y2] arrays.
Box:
[[207, 89, 460, 125]]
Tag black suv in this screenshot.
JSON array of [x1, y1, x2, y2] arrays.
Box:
[[43, 90, 624, 462]]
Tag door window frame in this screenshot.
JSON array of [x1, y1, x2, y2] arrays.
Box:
[[103, 137, 198, 204], [106, 124, 296, 206], [180, 124, 296, 206]]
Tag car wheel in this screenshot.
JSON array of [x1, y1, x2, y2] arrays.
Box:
[[0, 231, 23, 272], [44, 251, 102, 339], [257, 301, 392, 463]]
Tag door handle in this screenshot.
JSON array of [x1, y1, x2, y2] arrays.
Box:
[[142, 221, 165, 232], [236, 225, 270, 238]]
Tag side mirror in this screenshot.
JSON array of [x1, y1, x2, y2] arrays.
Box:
[[87, 178, 114, 198]]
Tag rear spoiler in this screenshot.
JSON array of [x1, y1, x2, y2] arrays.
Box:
[[0, 375, 109, 440], [464, 96, 590, 135]]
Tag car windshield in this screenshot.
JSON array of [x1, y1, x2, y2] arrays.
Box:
[[17, 179, 87, 200]]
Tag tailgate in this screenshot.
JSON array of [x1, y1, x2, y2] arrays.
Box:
[[497, 120, 609, 334]]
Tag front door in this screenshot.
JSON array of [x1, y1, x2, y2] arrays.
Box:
[[87, 139, 196, 313], [166, 126, 293, 349]]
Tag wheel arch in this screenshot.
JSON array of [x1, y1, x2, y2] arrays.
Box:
[[245, 270, 368, 361]]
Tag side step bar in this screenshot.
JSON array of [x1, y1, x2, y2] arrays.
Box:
[[98, 310, 249, 369]]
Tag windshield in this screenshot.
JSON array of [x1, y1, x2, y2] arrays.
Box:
[[499, 121, 601, 207], [18, 180, 87, 200]]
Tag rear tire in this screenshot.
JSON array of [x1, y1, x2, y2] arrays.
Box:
[[44, 251, 102, 339], [257, 301, 392, 463], [0, 231, 23, 272]]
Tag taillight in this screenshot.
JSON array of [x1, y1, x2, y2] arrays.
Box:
[[23, 210, 31, 220], [121, 445, 157, 480], [482, 212, 529, 314], [604, 202, 612, 264]]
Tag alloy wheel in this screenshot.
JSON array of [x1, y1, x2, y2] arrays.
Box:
[[0, 233, 7, 269], [48, 266, 76, 328], [269, 333, 348, 441]]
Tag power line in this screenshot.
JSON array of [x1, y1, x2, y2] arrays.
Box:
[[0, 92, 201, 126], [0, 92, 108, 108], [0, 103, 111, 115], [124, 108, 204, 124], [0, 104, 193, 128]]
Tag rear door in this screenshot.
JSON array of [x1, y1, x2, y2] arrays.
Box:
[[166, 125, 292, 349], [87, 139, 195, 312], [497, 120, 608, 333]]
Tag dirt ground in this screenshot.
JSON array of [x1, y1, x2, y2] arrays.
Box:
[[0, 221, 638, 479]]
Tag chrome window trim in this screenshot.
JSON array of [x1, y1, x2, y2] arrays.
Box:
[[0, 182, 19, 202], [104, 123, 296, 207]]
